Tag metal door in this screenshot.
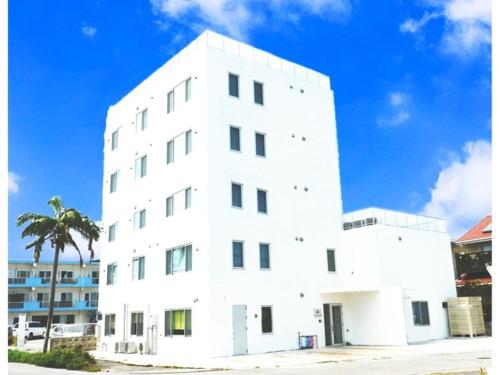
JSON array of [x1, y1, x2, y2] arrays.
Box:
[[232, 305, 248, 355], [330, 304, 344, 345]]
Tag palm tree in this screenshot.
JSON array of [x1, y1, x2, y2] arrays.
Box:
[[16, 196, 100, 353]]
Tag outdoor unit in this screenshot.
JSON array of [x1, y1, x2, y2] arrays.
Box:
[[124, 342, 138, 354], [114, 342, 126, 353]]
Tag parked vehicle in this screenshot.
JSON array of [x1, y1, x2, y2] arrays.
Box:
[[12, 321, 46, 339], [50, 323, 96, 338]]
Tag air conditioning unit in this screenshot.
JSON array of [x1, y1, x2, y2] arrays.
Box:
[[114, 342, 126, 353], [124, 342, 137, 354]]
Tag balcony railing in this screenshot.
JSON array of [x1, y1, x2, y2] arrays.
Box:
[[8, 278, 26, 285], [59, 278, 78, 285], [8, 276, 99, 288], [8, 300, 98, 312]]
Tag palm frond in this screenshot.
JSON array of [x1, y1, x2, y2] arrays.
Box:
[[67, 234, 84, 267], [21, 218, 57, 239], [48, 196, 63, 218], [16, 213, 49, 227]]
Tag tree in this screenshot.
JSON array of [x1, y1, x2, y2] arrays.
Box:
[[16, 196, 100, 353]]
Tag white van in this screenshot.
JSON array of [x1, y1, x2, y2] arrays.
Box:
[[13, 321, 46, 339]]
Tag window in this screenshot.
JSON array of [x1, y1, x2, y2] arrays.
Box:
[[167, 140, 174, 164], [327, 249, 336, 272], [231, 183, 242, 208], [166, 245, 192, 274], [254, 81, 264, 105], [167, 90, 174, 113], [110, 171, 118, 193], [482, 244, 492, 252], [132, 256, 145, 281], [165, 309, 191, 336], [106, 263, 117, 285], [228, 73, 239, 97], [104, 314, 115, 336], [130, 312, 144, 336], [166, 196, 174, 217], [185, 188, 192, 209], [134, 209, 146, 230], [232, 241, 244, 268], [230, 126, 241, 151], [136, 109, 148, 131], [185, 130, 192, 155], [412, 301, 430, 326], [135, 155, 147, 179], [257, 189, 267, 213], [111, 130, 119, 150], [261, 306, 273, 334], [185, 78, 191, 102], [108, 223, 117, 242], [255, 132, 266, 157], [260, 243, 270, 269]]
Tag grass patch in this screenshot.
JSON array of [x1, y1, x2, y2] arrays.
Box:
[[8, 348, 101, 372]]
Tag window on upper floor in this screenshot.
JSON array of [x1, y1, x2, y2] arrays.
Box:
[[261, 306, 273, 334], [110, 171, 119, 193], [232, 241, 244, 269], [228, 73, 239, 97], [132, 256, 145, 281], [257, 189, 267, 214], [260, 243, 270, 270], [185, 130, 192, 155], [111, 129, 119, 150], [185, 78, 192, 102], [136, 109, 148, 131], [166, 196, 174, 217], [167, 90, 175, 113], [230, 126, 241, 151], [135, 155, 147, 179], [130, 312, 144, 336], [412, 301, 430, 326], [327, 249, 336, 272], [166, 244, 192, 275], [134, 209, 146, 230], [185, 188, 192, 209], [108, 223, 117, 242], [254, 81, 264, 105], [232, 183, 243, 208], [255, 132, 266, 157], [165, 309, 191, 336], [104, 314, 116, 336], [167, 140, 175, 164], [106, 263, 117, 285]]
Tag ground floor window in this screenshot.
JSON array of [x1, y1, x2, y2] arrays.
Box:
[[105, 314, 116, 336], [412, 301, 430, 326], [165, 309, 191, 336], [130, 312, 144, 336], [261, 306, 273, 334]]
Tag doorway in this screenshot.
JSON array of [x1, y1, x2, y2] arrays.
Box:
[[232, 305, 248, 355], [323, 303, 344, 346]]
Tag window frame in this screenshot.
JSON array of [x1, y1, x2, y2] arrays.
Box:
[[255, 132, 266, 157], [136, 108, 148, 132], [261, 306, 273, 334], [134, 209, 146, 230], [111, 129, 119, 150], [110, 171, 119, 193], [132, 256, 145, 281], [130, 312, 144, 336], [135, 155, 148, 179], [108, 223, 117, 242], [185, 188, 192, 209], [327, 249, 336, 273], [259, 243, 271, 270], [164, 308, 192, 337], [228, 73, 240, 98], [106, 263, 117, 286], [254, 81, 264, 105], [166, 244, 193, 275], [167, 90, 175, 113], [257, 188, 268, 214], [185, 78, 191, 102], [229, 125, 241, 152], [412, 301, 430, 326], [231, 182, 243, 209], [166, 196, 174, 217], [104, 314, 116, 336], [185, 130, 192, 155], [232, 240, 244, 269]]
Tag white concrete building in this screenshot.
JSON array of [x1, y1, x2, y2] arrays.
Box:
[[97, 30, 456, 357]]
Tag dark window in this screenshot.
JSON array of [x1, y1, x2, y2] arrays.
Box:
[[260, 243, 270, 269], [230, 126, 241, 151], [131, 312, 144, 336], [111, 130, 119, 150], [104, 314, 115, 336], [106, 264, 117, 285], [167, 140, 174, 164], [412, 301, 430, 326], [228, 73, 239, 97], [254, 81, 264, 105], [167, 90, 174, 113], [232, 241, 244, 268], [261, 306, 273, 333], [165, 309, 191, 336], [110, 172, 118, 193], [232, 183, 242, 208], [257, 189, 267, 213], [108, 224, 116, 242], [327, 249, 336, 272], [255, 133, 266, 157]]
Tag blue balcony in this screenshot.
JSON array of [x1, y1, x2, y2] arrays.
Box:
[[8, 277, 99, 288], [8, 300, 98, 312]]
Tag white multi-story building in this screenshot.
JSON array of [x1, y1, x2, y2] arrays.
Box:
[[98, 30, 456, 358]]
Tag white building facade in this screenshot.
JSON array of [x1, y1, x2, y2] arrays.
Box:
[[98, 30, 456, 357]]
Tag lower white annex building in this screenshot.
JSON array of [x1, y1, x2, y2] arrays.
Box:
[[97, 30, 457, 357]]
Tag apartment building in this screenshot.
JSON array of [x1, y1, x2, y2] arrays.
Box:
[[8, 260, 99, 326], [98, 30, 457, 357]]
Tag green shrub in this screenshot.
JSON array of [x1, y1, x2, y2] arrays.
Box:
[[8, 348, 100, 372]]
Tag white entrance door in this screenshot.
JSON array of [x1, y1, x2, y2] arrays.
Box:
[[232, 305, 248, 355]]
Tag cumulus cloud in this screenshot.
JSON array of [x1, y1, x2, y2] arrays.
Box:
[[377, 91, 411, 127], [150, 0, 351, 40], [400, 0, 491, 57], [421, 140, 491, 238], [81, 25, 98, 38], [8, 171, 21, 194]]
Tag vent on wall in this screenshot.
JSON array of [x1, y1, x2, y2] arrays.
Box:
[[343, 217, 378, 231]]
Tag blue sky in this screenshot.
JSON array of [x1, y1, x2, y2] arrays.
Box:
[[9, 0, 491, 261]]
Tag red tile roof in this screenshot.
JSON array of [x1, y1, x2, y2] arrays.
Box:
[[456, 215, 492, 243]]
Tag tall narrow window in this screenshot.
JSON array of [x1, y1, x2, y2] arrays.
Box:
[[167, 140, 174, 164], [232, 241, 244, 268], [136, 109, 148, 131], [167, 90, 175, 113], [228, 73, 239, 97], [230, 126, 241, 151], [108, 223, 117, 242], [110, 171, 119, 193], [260, 243, 270, 269], [111, 130, 119, 150], [132, 256, 145, 281], [134, 209, 146, 230], [104, 314, 116, 336], [232, 183, 242, 208], [135, 155, 147, 179], [106, 264, 117, 285], [412, 301, 430, 326], [185, 130, 192, 155], [327, 249, 336, 272], [166, 244, 192, 274], [165, 309, 191, 336], [185, 78, 191, 102], [254, 81, 264, 105], [261, 306, 273, 333], [130, 312, 144, 336], [166, 196, 174, 217], [255, 132, 266, 157], [185, 188, 192, 209], [257, 189, 267, 213]]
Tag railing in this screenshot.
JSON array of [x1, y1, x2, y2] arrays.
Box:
[[8, 300, 98, 312], [8, 276, 99, 288], [59, 278, 78, 285], [8, 302, 24, 308], [8, 277, 26, 285]]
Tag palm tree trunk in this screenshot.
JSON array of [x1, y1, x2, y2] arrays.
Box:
[[43, 246, 60, 353]]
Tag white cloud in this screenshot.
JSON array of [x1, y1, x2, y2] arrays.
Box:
[[421, 140, 491, 238], [377, 91, 411, 127], [81, 25, 98, 38], [400, 0, 491, 57], [150, 0, 351, 40], [8, 171, 21, 194], [377, 111, 411, 127], [389, 91, 405, 106]]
